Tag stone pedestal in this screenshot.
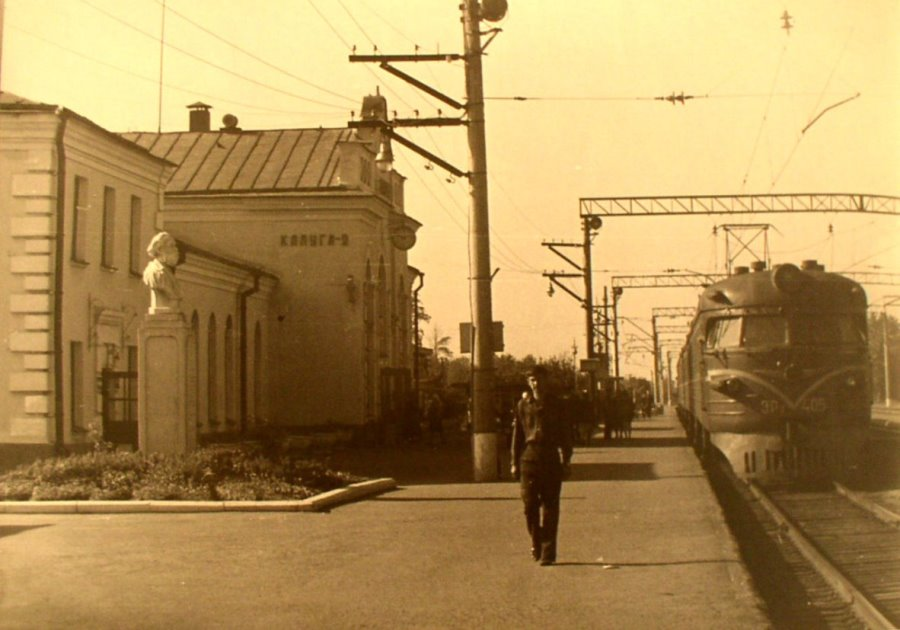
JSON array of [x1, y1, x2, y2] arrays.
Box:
[[138, 312, 195, 455]]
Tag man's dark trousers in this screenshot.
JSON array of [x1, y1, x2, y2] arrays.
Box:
[[520, 458, 563, 561]]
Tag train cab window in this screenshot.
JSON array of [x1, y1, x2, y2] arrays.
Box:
[[706, 315, 787, 349], [792, 315, 865, 346], [705, 317, 741, 349], [742, 315, 787, 347]]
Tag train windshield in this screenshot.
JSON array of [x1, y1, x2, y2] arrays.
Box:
[[790, 315, 866, 346], [706, 315, 787, 349]]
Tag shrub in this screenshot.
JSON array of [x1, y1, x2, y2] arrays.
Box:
[[0, 478, 35, 501], [0, 444, 359, 501], [32, 480, 95, 501]]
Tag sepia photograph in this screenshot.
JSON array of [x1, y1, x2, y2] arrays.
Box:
[[0, 1, 898, 627]]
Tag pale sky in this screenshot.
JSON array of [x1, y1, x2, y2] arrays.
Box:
[[3, 0, 899, 377]]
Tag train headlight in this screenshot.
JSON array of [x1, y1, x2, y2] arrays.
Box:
[[713, 377, 742, 397]]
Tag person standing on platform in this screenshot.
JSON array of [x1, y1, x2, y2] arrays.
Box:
[[510, 365, 573, 565]]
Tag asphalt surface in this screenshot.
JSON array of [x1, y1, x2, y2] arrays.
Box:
[[0, 414, 767, 629]]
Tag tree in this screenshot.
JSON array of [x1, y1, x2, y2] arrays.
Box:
[[429, 326, 453, 362], [869, 311, 900, 403]]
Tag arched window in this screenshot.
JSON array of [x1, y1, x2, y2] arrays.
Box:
[[364, 260, 376, 420], [253, 321, 262, 426], [225, 315, 235, 428], [190, 311, 200, 432], [378, 258, 388, 358], [207, 314, 218, 427]]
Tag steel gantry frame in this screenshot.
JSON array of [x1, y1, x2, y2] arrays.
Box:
[[545, 193, 899, 399], [580, 193, 900, 217]]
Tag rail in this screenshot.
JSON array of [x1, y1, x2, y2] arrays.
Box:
[[748, 483, 898, 629]]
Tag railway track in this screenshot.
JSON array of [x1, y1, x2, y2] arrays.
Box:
[[749, 482, 900, 629]]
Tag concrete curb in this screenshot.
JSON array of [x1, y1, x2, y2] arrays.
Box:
[[0, 478, 397, 514]]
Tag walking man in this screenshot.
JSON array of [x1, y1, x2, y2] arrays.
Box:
[[510, 365, 573, 565]]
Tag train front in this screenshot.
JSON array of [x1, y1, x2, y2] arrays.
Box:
[[698, 261, 870, 481]]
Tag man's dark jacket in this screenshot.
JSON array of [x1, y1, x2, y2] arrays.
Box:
[[512, 392, 573, 465]]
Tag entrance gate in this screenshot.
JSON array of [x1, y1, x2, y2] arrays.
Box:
[[101, 369, 138, 448]]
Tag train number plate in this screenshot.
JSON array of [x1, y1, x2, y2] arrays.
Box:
[[760, 397, 827, 415]]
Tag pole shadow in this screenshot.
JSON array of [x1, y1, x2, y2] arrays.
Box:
[[0, 524, 51, 539]]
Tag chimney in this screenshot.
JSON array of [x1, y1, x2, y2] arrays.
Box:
[[733, 266, 750, 275], [187, 102, 211, 132], [750, 260, 766, 272]]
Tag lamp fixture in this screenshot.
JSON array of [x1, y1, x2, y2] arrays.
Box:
[[375, 140, 394, 173]]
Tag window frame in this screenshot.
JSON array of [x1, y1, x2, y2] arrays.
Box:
[[71, 176, 89, 263], [101, 186, 117, 269], [129, 195, 143, 276]]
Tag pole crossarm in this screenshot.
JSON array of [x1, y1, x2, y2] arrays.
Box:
[[652, 306, 696, 318], [384, 130, 468, 179], [612, 273, 726, 289], [543, 271, 584, 303], [580, 194, 900, 217], [620, 316, 653, 340], [349, 53, 465, 63], [377, 62, 465, 110], [542, 241, 583, 271]]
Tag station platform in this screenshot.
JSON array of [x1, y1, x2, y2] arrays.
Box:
[[320, 410, 770, 628], [0, 411, 770, 629]]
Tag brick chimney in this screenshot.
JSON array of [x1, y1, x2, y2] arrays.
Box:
[[187, 102, 211, 132]]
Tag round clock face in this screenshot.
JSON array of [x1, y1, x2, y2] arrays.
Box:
[[391, 226, 417, 250]]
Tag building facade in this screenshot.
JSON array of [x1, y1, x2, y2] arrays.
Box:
[[121, 96, 421, 435], [0, 93, 280, 468]]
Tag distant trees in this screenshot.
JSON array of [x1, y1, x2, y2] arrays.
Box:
[[869, 311, 900, 403]]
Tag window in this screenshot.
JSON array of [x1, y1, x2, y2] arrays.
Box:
[[129, 196, 143, 275], [71, 176, 89, 263], [208, 315, 218, 426], [792, 315, 866, 347], [101, 186, 116, 268], [706, 315, 788, 349], [70, 341, 84, 430], [742, 316, 787, 347], [225, 316, 235, 427], [706, 317, 741, 349]]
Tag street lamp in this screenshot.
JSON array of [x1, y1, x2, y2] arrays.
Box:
[[374, 140, 394, 173]]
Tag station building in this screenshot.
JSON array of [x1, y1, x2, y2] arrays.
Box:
[[0, 91, 421, 468]]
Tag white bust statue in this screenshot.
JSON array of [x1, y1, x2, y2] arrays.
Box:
[[142, 232, 182, 314]]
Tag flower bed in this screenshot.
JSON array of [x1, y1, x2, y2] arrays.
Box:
[[0, 444, 363, 502]]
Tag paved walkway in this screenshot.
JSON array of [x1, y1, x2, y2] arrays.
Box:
[[0, 413, 768, 629]]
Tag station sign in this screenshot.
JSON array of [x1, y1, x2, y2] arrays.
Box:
[[459, 322, 504, 354]]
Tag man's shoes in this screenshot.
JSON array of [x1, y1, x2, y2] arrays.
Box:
[[539, 542, 556, 566], [530, 547, 541, 562]]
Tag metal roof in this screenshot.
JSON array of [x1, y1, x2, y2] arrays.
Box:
[[120, 127, 356, 194]]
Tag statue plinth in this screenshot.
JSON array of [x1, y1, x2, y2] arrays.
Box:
[[138, 312, 196, 455]]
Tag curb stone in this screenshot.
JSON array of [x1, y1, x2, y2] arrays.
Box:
[[0, 478, 397, 514]]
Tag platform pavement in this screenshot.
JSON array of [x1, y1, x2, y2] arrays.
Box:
[[0, 412, 768, 629]]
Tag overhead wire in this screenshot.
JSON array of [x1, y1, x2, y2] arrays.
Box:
[[6, 23, 310, 117], [769, 25, 858, 191], [149, 0, 357, 105], [74, 0, 349, 110], [740, 41, 789, 191], [308, 1, 540, 275]]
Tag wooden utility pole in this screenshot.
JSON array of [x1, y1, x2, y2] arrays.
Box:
[[462, 0, 497, 481], [348, 0, 506, 480]]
